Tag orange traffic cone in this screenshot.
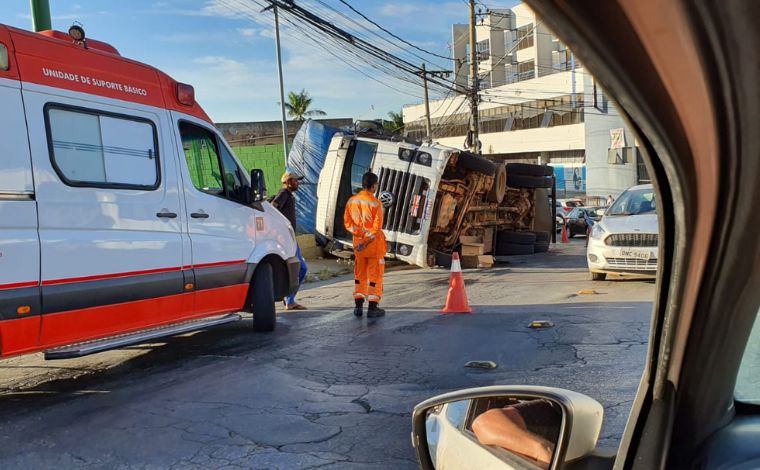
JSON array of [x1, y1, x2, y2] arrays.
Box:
[[561, 223, 570, 243], [440, 252, 473, 314]]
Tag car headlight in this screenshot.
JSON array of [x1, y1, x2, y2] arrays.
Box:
[[590, 224, 606, 239]]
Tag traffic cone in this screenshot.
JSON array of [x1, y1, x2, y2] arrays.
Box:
[[440, 252, 473, 314], [561, 223, 570, 243]]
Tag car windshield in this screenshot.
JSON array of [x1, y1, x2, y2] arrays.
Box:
[[735, 308, 760, 404], [606, 187, 657, 216]]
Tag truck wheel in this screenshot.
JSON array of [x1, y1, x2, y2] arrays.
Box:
[[497, 230, 537, 245], [486, 164, 506, 203], [591, 272, 607, 281], [495, 243, 535, 256], [251, 263, 276, 332], [506, 162, 554, 177], [455, 153, 497, 176], [530, 231, 550, 243], [534, 241, 550, 253], [507, 174, 553, 189]]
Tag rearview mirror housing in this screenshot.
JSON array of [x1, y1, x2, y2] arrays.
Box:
[[250, 169, 267, 202], [411, 385, 604, 470]]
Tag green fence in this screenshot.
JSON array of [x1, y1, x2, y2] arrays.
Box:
[[231, 144, 287, 195]]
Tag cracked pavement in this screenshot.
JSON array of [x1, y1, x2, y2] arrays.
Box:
[[0, 240, 654, 469]]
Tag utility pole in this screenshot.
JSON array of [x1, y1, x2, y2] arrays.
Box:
[[30, 0, 52, 32], [262, 2, 290, 164], [417, 64, 451, 140], [468, 0, 481, 153]]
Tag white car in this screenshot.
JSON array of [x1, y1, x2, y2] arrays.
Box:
[[586, 184, 658, 280]]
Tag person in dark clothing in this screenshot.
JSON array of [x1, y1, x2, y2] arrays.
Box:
[[271, 172, 308, 310]]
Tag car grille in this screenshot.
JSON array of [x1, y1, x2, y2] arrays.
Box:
[[377, 167, 429, 235], [605, 258, 658, 270], [605, 233, 658, 247]]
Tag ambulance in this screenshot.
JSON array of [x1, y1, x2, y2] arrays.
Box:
[[0, 24, 300, 359]]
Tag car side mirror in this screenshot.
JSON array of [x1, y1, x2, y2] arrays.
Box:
[[411, 386, 603, 470], [250, 169, 266, 202]]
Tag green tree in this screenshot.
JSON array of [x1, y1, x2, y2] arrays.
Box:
[[284, 89, 326, 121], [384, 110, 405, 133]]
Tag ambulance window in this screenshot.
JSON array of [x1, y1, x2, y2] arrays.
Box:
[[180, 122, 224, 196], [46, 106, 159, 189], [219, 144, 246, 202], [0, 43, 8, 70]]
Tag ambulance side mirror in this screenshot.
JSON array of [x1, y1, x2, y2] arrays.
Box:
[[250, 169, 266, 202]]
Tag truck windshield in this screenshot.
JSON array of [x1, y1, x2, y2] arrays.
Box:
[[333, 140, 377, 240]]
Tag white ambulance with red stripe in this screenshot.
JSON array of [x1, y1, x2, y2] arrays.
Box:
[[0, 25, 300, 359]]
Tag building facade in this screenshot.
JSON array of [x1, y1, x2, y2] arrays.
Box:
[[404, 3, 647, 200]]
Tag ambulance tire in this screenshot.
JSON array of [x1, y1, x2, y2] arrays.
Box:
[[456, 154, 497, 176], [506, 163, 554, 177], [252, 263, 277, 332], [507, 174, 553, 189]]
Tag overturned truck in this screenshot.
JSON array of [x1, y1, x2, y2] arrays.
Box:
[[316, 131, 554, 268]]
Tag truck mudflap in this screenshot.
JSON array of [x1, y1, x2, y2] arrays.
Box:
[[286, 256, 301, 296]]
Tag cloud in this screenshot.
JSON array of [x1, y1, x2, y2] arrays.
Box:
[[154, 29, 260, 44], [379, 4, 420, 16], [152, 1, 169, 7], [237, 27, 257, 37]]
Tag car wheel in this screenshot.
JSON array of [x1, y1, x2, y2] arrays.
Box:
[[507, 174, 553, 189], [251, 263, 276, 332], [455, 153, 497, 176], [591, 272, 607, 281], [506, 162, 554, 177]]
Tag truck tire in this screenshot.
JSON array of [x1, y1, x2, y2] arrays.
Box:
[[455, 153, 497, 176], [486, 164, 506, 203], [533, 188, 553, 234], [507, 173, 553, 189], [591, 272, 607, 281], [497, 230, 537, 245], [531, 231, 550, 243], [251, 263, 276, 332], [506, 162, 554, 177], [534, 241, 550, 253], [496, 243, 535, 256]]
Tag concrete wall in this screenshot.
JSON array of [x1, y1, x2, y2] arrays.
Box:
[[432, 123, 585, 154], [582, 76, 638, 198], [216, 118, 352, 146]]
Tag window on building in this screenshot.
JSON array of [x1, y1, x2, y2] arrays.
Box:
[[476, 39, 491, 61], [46, 106, 159, 189], [516, 24, 535, 50], [517, 60, 535, 81]]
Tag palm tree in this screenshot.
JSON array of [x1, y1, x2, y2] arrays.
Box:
[[284, 89, 326, 121], [384, 110, 405, 133]]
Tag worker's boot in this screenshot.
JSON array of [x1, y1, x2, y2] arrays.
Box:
[[367, 301, 385, 318], [353, 298, 364, 317]]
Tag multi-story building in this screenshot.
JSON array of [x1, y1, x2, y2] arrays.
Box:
[[404, 3, 649, 201]]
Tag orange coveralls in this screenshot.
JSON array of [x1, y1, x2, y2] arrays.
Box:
[[344, 190, 387, 303]]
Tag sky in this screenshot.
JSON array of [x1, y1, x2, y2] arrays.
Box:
[[1, 0, 517, 123]]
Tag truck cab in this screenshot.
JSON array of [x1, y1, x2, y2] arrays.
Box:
[[316, 130, 554, 268], [0, 24, 300, 359]]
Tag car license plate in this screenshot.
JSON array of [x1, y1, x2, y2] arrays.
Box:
[[618, 248, 651, 260]]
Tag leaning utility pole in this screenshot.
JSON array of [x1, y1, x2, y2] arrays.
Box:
[[468, 0, 481, 153], [418, 64, 452, 139], [262, 2, 290, 164]]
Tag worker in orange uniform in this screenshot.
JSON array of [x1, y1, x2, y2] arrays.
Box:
[[344, 172, 387, 318]]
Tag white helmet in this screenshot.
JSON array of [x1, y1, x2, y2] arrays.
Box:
[[379, 191, 394, 208]]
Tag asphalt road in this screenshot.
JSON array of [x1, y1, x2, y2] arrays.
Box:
[[0, 240, 655, 469]]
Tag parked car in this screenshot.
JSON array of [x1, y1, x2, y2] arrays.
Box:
[[556, 198, 583, 214], [565, 207, 604, 237], [0, 24, 300, 360], [411, 1, 760, 469], [586, 185, 657, 280]]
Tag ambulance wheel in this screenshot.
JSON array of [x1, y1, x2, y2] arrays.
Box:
[[252, 263, 276, 332]]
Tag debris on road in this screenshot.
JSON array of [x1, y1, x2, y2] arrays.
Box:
[[464, 360, 498, 369], [577, 289, 599, 295], [528, 320, 555, 329]]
